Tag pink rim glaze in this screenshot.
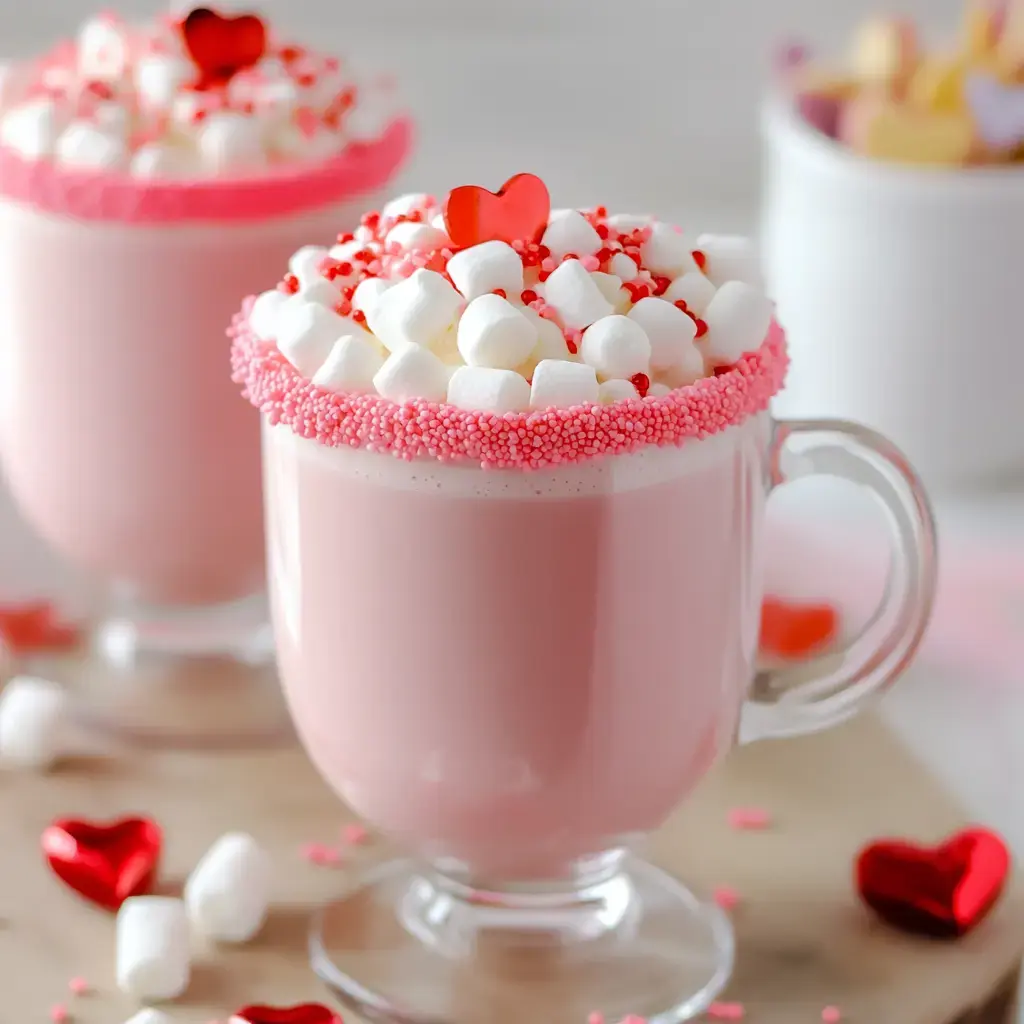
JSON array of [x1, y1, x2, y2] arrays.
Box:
[[0, 116, 413, 224], [231, 305, 789, 470]]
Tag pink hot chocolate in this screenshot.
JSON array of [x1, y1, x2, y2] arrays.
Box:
[[0, 12, 411, 608], [238, 186, 788, 880]]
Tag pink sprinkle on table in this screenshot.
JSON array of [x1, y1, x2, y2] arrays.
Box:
[[727, 807, 771, 830], [821, 1007, 842, 1023], [50, 1004, 69, 1023], [712, 885, 741, 910], [342, 823, 369, 845], [587, 1014, 605, 1024], [706, 1003, 745, 1021], [67, 977, 89, 996], [300, 841, 343, 865]]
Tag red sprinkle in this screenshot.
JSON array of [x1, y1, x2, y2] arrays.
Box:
[[713, 885, 740, 910], [521, 288, 538, 304], [0, 602, 79, 654], [630, 372, 651, 398], [693, 249, 708, 271], [728, 807, 771, 830], [284, 274, 299, 294], [491, 288, 507, 299], [694, 318, 708, 339]]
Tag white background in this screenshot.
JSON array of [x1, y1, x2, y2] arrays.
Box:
[[1, 0, 1023, 1006]]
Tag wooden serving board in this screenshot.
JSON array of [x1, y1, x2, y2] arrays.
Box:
[[0, 711, 1020, 1024]]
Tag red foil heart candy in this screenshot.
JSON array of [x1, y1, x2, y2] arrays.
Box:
[[181, 7, 267, 87], [443, 173, 551, 249], [42, 816, 162, 912], [231, 1004, 342, 1024], [856, 827, 1010, 939]]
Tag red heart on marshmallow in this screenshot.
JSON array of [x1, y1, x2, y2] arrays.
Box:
[[181, 7, 267, 86], [443, 173, 551, 249]]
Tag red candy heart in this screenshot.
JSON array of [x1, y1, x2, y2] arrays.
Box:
[[181, 7, 267, 87], [0, 601, 80, 654], [231, 1005, 342, 1024], [856, 827, 1010, 939], [42, 816, 162, 912], [759, 596, 839, 659], [443, 173, 551, 248]]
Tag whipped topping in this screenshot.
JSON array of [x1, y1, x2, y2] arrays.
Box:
[[0, 9, 397, 179], [250, 192, 774, 414]]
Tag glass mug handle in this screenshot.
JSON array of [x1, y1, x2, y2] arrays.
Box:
[[739, 418, 939, 744]]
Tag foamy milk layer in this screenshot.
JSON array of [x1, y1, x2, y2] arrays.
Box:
[[265, 415, 771, 500]]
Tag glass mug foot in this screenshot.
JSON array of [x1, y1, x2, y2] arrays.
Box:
[[311, 856, 734, 1024], [31, 592, 292, 752]]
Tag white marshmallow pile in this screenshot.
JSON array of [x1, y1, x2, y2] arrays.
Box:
[[0, 12, 393, 178], [0, 675, 70, 770], [115, 831, 273, 1003], [250, 194, 774, 413]]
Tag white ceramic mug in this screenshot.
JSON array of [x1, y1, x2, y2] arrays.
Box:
[[761, 96, 1024, 493]]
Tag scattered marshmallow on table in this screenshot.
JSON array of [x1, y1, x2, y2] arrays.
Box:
[[598, 378, 640, 403], [446, 241, 525, 302], [276, 300, 355, 377], [0, 675, 69, 770], [373, 344, 450, 404], [580, 315, 652, 380], [627, 297, 697, 372], [702, 281, 774, 365], [123, 1010, 172, 1024], [530, 359, 600, 410], [116, 897, 191, 1002], [542, 259, 613, 330], [447, 365, 531, 414], [642, 222, 698, 277], [541, 209, 603, 261], [184, 832, 272, 944], [695, 234, 763, 288], [249, 290, 288, 342], [665, 271, 717, 315], [457, 294, 537, 369], [313, 334, 385, 394], [366, 269, 464, 351]]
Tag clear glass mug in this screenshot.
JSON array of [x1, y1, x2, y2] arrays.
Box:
[[261, 399, 936, 1023], [0, 120, 410, 749]]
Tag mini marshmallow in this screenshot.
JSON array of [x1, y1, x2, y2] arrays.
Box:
[[447, 365, 531, 414], [116, 897, 190, 1002], [123, 1011, 172, 1024], [382, 192, 435, 222], [250, 76, 301, 124], [446, 241, 524, 302], [0, 676, 68, 770], [695, 234, 763, 288], [648, 382, 673, 397], [131, 141, 199, 179], [530, 359, 600, 410], [289, 246, 331, 290], [299, 278, 344, 309], [591, 272, 627, 310], [268, 122, 341, 165], [373, 344, 449, 404], [366, 269, 464, 352], [54, 121, 128, 171], [607, 213, 652, 231], [580, 315, 652, 380], [134, 55, 193, 111], [641, 222, 698, 277], [457, 294, 537, 370], [183, 832, 272, 944], [276, 300, 355, 377], [541, 209, 602, 261], [661, 340, 706, 387], [608, 252, 640, 282], [385, 220, 449, 253], [351, 277, 391, 317], [521, 307, 569, 360], [0, 99, 66, 160], [249, 290, 288, 342], [327, 238, 364, 273], [198, 112, 267, 175], [93, 102, 131, 138], [542, 259, 613, 330], [0, 62, 30, 110], [702, 281, 773, 365], [627, 297, 697, 372], [312, 334, 385, 394], [664, 271, 717, 315], [598, 378, 640, 404], [78, 14, 129, 80]]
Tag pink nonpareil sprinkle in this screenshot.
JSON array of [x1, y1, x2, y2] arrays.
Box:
[[342, 823, 369, 845], [706, 1003, 745, 1021], [727, 807, 771, 830], [712, 885, 740, 910], [50, 1005, 70, 1024], [300, 841, 343, 865], [587, 1014, 605, 1024], [821, 1008, 842, 1023], [67, 977, 90, 996]]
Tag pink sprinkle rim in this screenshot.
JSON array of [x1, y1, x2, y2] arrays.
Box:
[[231, 309, 788, 471], [0, 116, 412, 225]]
